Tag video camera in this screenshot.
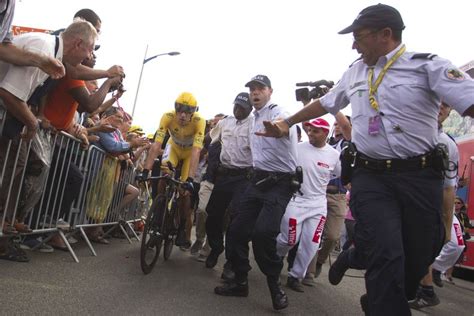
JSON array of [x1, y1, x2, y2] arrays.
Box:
[[295, 80, 334, 103]]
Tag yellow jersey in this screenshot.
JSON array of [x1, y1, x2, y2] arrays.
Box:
[[154, 110, 206, 149]]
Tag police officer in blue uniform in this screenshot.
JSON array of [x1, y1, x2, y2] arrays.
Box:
[[256, 4, 474, 315], [205, 92, 253, 271], [214, 75, 299, 311]]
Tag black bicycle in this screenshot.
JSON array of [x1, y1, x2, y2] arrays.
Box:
[[138, 173, 186, 274]]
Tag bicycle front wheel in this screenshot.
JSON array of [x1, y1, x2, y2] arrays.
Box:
[[140, 195, 165, 274]]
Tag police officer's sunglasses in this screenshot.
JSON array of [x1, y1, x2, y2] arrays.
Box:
[[175, 103, 197, 114]]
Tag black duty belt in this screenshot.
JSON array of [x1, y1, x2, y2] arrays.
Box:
[[252, 169, 293, 182], [217, 166, 252, 177], [356, 151, 435, 172]]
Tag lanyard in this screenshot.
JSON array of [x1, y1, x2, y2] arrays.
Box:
[[368, 45, 406, 112]]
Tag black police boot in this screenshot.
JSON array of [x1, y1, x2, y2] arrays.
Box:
[[267, 276, 289, 310], [328, 249, 350, 285], [214, 278, 248, 297], [221, 261, 235, 281], [205, 249, 221, 269], [360, 293, 369, 315]]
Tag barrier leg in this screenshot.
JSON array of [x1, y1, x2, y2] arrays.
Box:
[[118, 223, 132, 244], [57, 229, 79, 263], [79, 226, 97, 257], [126, 221, 140, 242]]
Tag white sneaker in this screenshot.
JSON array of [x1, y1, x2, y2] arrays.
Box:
[[55, 219, 70, 230], [67, 236, 78, 244]]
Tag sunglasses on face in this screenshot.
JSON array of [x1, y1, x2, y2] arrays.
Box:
[[175, 103, 196, 114]]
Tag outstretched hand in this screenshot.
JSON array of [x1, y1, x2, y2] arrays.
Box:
[[254, 119, 289, 138], [39, 57, 65, 79]]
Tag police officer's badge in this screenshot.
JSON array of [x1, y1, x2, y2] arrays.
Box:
[[445, 68, 465, 81]]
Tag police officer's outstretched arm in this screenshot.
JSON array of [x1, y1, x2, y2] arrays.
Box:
[[256, 99, 328, 138]]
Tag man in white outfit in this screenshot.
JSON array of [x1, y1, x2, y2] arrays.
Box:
[[276, 118, 341, 292]]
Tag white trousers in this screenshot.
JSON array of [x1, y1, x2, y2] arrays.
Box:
[[276, 200, 327, 279], [432, 214, 465, 272]]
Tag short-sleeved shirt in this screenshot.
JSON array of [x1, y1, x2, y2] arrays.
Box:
[[0, 32, 63, 102], [0, 0, 14, 43], [43, 77, 86, 130], [320, 43, 474, 159], [154, 110, 206, 149], [252, 101, 298, 173], [210, 114, 253, 169], [292, 142, 341, 206]]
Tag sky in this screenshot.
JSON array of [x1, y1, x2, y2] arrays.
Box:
[[12, 0, 474, 134]]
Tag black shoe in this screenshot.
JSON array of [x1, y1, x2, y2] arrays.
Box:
[[179, 240, 191, 250], [190, 239, 203, 255], [409, 288, 440, 309], [268, 278, 289, 310], [205, 250, 220, 268], [432, 268, 444, 288], [328, 250, 350, 285], [221, 267, 235, 282], [214, 280, 249, 297], [286, 276, 304, 293], [360, 294, 369, 315], [175, 227, 187, 247], [315, 262, 323, 278], [270, 287, 289, 310]]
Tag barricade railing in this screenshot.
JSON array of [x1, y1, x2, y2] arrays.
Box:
[[0, 127, 145, 262]]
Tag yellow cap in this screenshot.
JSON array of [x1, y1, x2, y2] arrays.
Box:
[[147, 133, 154, 140], [175, 92, 197, 107], [128, 125, 144, 135]]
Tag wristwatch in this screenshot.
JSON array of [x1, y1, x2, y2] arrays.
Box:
[[283, 118, 294, 128]]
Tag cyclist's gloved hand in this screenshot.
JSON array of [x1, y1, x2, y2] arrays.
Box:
[[184, 177, 195, 192], [137, 169, 150, 181]]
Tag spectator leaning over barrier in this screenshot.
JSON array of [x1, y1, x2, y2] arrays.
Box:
[[0, 20, 98, 140], [96, 107, 146, 219], [40, 50, 123, 140], [51, 8, 125, 83], [0, 0, 64, 78], [0, 20, 98, 262]]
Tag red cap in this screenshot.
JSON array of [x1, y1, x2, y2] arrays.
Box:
[[304, 118, 330, 132]]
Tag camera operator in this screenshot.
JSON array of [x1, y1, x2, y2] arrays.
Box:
[[295, 80, 334, 132]]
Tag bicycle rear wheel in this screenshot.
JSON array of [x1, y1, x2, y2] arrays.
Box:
[[140, 195, 165, 274]]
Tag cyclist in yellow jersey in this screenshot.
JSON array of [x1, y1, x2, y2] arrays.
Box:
[[143, 92, 206, 249]]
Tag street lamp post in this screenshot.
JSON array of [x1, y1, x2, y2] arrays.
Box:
[[131, 45, 180, 117]]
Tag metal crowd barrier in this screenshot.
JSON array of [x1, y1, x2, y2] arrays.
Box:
[[0, 128, 145, 263]]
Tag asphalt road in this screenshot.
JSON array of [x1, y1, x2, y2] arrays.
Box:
[[1, 236, 473, 315]]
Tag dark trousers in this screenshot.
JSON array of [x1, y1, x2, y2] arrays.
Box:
[[226, 179, 293, 282], [206, 173, 249, 255], [349, 167, 444, 316]]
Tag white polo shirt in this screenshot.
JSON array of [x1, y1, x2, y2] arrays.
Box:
[[0, 32, 63, 102]]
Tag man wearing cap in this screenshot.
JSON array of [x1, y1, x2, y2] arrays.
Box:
[[256, 3, 474, 315], [204, 92, 253, 275], [214, 75, 298, 311], [276, 118, 340, 292]]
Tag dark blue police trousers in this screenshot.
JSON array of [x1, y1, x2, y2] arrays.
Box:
[[226, 179, 293, 282], [349, 167, 444, 316]]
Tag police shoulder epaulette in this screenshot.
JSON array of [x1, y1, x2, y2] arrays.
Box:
[[411, 53, 437, 60], [349, 57, 362, 68], [269, 104, 278, 109]]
